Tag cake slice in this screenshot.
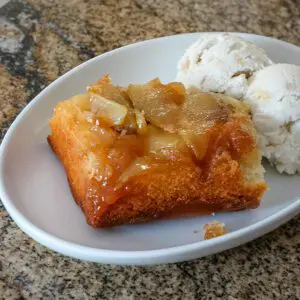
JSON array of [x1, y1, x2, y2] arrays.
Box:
[[48, 76, 266, 227]]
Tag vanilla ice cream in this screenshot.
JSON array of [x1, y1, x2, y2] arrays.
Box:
[[245, 64, 300, 174], [176, 33, 273, 99]]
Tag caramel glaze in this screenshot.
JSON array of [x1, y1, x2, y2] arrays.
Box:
[[85, 116, 254, 226], [85, 133, 146, 223]]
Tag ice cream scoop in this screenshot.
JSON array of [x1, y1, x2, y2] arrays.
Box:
[[176, 33, 273, 99], [245, 64, 300, 174]]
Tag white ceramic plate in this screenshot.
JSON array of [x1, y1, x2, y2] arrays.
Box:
[[1, 33, 300, 265]]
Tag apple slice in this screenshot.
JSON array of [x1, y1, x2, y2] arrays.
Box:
[[90, 94, 128, 126], [127, 80, 181, 133], [134, 109, 148, 135]]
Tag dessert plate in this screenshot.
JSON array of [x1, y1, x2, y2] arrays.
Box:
[[0, 33, 300, 265]]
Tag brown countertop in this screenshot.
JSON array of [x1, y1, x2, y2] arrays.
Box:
[[0, 0, 300, 299]]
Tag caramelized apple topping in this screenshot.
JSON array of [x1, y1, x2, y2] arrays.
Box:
[[180, 132, 209, 161], [134, 109, 148, 135], [87, 152, 113, 182], [179, 90, 228, 134], [72, 94, 91, 111], [90, 94, 128, 126], [147, 125, 187, 160], [215, 94, 250, 115], [83, 111, 96, 124], [117, 157, 152, 185], [107, 134, 145, 177], [89, 125, 116, 148], [166, 82, 185, 105], [127, 79, 180, 133], [114, 109, 138, 134], [88, 75, 132, 107], [70, 76, 251, 189]]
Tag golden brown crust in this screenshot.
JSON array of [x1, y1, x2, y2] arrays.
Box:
[[48, 97, 266, 227]]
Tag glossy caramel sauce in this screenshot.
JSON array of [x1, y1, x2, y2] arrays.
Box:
[[72, 79, 253, 220]]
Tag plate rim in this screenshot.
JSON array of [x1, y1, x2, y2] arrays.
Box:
[[1, 32, 300, 265]]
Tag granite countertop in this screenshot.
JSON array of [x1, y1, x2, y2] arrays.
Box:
[[0, 0, 300, 299]]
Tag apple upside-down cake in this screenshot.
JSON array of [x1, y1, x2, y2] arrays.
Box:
[[48, 76, 266, 227]]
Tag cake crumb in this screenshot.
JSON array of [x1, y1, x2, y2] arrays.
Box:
[[203, 220, 227, 240]]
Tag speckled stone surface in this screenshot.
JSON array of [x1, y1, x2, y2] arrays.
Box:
[[0, 0, 300, 299]]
